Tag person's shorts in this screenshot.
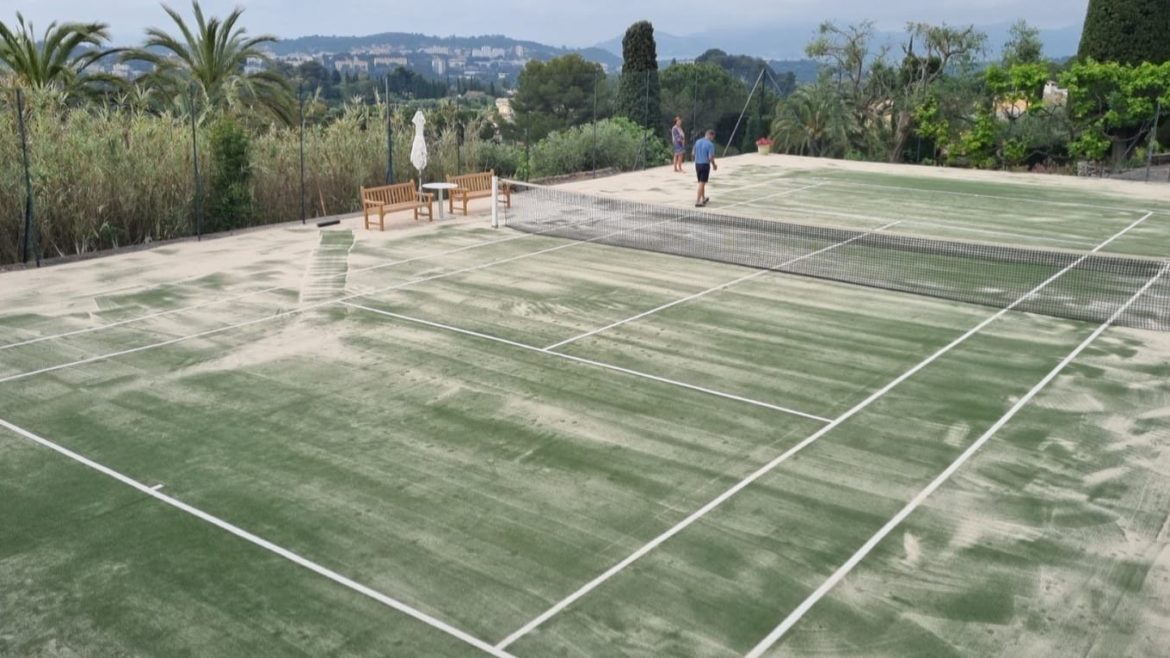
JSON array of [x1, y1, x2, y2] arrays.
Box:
[[673, 143, 685, 155], [696, 163, 711, 182]]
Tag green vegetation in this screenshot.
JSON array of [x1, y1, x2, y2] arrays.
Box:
[[127, 1, 293, 124], [1078, 0, 1170, 66], [0, 14, 122, 99], [528, 117, 671, 178], [616, 21, 660, 131], [207, 117, 253, 232], [4, 3, 1170, 266], [510, 54, 608, 142]]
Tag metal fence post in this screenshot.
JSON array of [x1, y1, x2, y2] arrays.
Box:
[[637, 71, 650, 170], [1147, 99, 1161, 183], [592, 75, 599, 177], [189, 85, 204, 240], [299, 81, 306, 223], [385, 76, 395, 184], [16, 88, 39, 266]]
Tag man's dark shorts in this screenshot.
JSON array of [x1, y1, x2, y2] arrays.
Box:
[[696, 163, 711, 183]]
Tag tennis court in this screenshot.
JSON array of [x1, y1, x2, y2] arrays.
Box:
[[3, 155, 1170, 657]]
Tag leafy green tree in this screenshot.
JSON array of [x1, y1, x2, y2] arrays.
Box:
[[528, 117, 671, 177], [127, 1, 293, 124], [695, 49, 776, 86], [616, 20, 661, 130], [1002, 19, 1044, 66], [805, 21, 892, 158], [1078, 0, 1170, 66], [889, 23, 987, 163], [1061, 59, 1170, 161], [509, 54, 608, 142], [0, 14, 123, 98], [659, 62, 747, 143]]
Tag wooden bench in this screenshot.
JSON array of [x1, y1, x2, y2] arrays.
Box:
[[360, 181, 433, 230], [445, 170, 511, 216]]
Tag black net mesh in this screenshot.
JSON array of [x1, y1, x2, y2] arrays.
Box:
[[500, 180, 1170, 331]]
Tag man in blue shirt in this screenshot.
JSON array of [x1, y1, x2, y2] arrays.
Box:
[[692, 129, 717, 207]]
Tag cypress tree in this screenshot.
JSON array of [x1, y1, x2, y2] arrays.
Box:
[[1077, 0, 1170, 65], [617, 21, 661, 130]]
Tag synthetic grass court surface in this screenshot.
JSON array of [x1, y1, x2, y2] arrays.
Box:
[[2, 157, 1170, 657]]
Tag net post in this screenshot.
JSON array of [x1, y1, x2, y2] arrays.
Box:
[[491, 175, 500, 228]]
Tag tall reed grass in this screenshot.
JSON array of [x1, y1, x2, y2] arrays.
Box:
[[0, 91, 491, 265]]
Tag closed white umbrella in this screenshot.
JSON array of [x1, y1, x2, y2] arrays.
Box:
[[410, 110, 427, 185]]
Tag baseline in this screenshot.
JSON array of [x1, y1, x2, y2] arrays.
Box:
[[744, 261, 1170, 657], [0, 417, 514, 658]]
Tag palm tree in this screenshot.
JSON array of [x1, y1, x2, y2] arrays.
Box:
[[771, 81, 851, 158], [0, 14, 123, 97], [128, 1, 293, 124]]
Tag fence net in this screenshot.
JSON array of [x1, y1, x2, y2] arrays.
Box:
[[498, 179, 1170, 331]]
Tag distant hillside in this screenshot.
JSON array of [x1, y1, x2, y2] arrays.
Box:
[[768, 59, 822, 84], [269, 32, 621, 69], [598, 22, 1083, 62]]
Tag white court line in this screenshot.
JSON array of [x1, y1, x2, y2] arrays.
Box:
[[767, 204, 1094, 248], [745, 261, 1170, 657], [0, 204, 695, 385], [0, 417, 513, 658], [491, 209, 1157, 651], [811, 177, 1152, 214], [655, 181, 827, 210], [0, 285, 287, 351], [340, 303, 831, 424], [544, 219, 901, 351]]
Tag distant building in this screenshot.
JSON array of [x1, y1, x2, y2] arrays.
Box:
[[471, 46, 505, 59], [277, 53, 320, 66], [334, 57, 369, 74], [496, 97, 515, 122], [448, 57, 467, 70], [1043, 81, 1068, 107], [432, 57, 447, 75], [111, 62, 135, 80], [373, 56, 408, 68], [422, 46, 450, 56], [995, 98, 1029, 120], [244, 57, 267, 75]]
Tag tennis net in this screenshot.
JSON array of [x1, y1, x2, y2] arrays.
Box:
[[496, 179, 1170, 331]]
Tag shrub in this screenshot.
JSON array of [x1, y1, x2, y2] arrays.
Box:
[[206, 117, 253, 232], [476, 141, 522, 177], [529, 117, 670, 178]]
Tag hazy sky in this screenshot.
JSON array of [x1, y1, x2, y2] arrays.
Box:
[[8, 0, 1090, 47]]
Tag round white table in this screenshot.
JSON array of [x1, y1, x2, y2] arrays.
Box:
[[422, 182, 459, 219]]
